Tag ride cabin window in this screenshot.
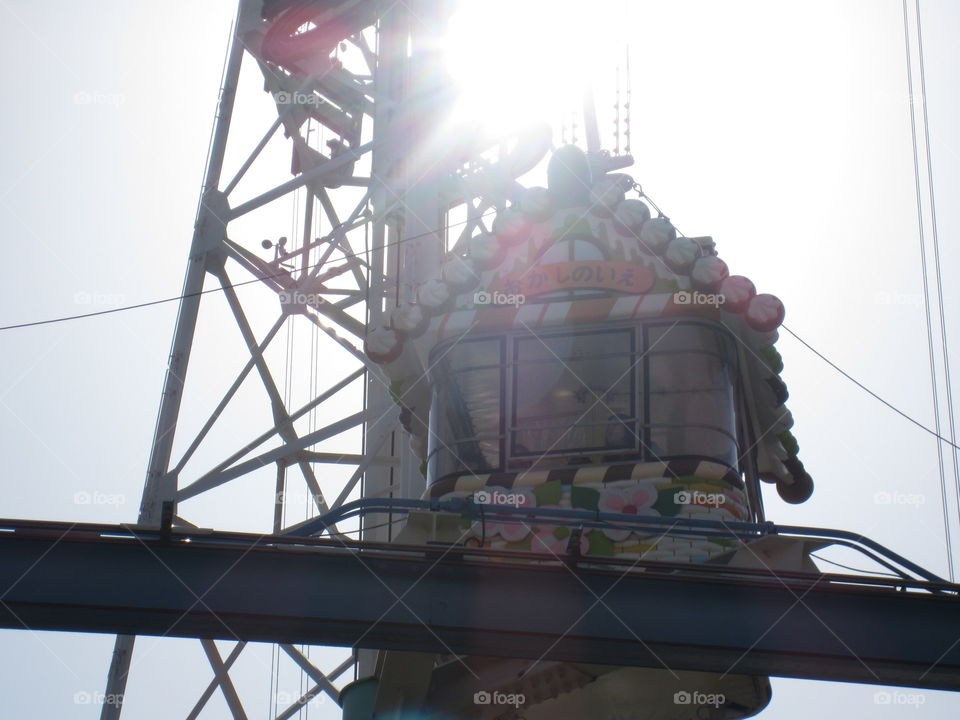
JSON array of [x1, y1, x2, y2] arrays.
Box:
[[427, 320, 740, 482]]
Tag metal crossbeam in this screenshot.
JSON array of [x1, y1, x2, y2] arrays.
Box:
[[2, 520, 958, 692]]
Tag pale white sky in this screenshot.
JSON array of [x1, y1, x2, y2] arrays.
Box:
[[1, 0, 959, 717]]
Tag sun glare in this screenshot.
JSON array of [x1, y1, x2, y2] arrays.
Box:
[[443, 0, 629, 134]]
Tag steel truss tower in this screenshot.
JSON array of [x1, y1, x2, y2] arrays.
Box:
[[99, 1, 543, 717]]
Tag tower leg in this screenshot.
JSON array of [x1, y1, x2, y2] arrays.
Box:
[[99, 12, 246, 718]]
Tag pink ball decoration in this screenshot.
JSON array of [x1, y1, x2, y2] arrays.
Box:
[[519, 186, 554, 222], [745, 293, 786, 332], [719, 275, 757, 313], [364, 326, 403, 364], [492, 209, 532, 247], [691, 256, 729, 291]]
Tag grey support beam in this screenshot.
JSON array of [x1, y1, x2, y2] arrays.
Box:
[[1, 520, 958, 692]]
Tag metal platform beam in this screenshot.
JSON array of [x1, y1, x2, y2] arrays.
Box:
[[1, 519, 958, 692]]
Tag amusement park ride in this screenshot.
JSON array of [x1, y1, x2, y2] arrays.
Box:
[[1, 1, 958, 719]]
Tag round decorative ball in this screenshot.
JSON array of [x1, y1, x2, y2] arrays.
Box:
[[468, 232, 503, 270], [364, 326, 403, 364], [639, 217, 677, 255], [777, 472, 814, 504], [589, 177, 626, 217], [519, 186, 554, 222], [719, 275, 757, 313], [691, 256, 729, 290], [613, 198, 652, 237], [492, 209, 531, 247], [441, 255, 479, 292], [416, 278, 451, 313], [745, 293, 786, 332], [664, 236, 700, 272], [391, 304, 428, 340]]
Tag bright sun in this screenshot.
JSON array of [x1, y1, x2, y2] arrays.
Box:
[[443, 0, 629, 135]]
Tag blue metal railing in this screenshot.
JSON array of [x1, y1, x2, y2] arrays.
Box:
[[284, 497, 950, 585]]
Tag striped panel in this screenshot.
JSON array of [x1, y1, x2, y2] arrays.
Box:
[[427, 457, 743, 498], [568, 465, 610, 484], [634, 294, 672, 317], [511, 471, 551, 488], [451, 474, 489, 493], [566, 297, 617, 324], [611, 294, 642, 318], [541, 302, 572, 326], [514, 302, 544, 325], [598, 463, 637, 483], [544, 467, 580, 485]]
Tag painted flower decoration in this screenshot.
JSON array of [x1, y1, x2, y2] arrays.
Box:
[[598, 484, 659, 541], [531, 521, 590, 557]]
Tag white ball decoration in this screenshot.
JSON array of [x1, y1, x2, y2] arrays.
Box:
[[467, 232, 502, 269], [614, 198, 652, 237], [441, 255, 479, 291], [391, 304, 428, 339], [639, 217, 677, 255], [364, 326, 402, 364], [589, 177, 626, 217], [664, 236, 700, 272], [416, 278, 451, 313], [519, 186, 554, 221]]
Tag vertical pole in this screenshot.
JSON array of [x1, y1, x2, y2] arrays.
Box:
[[99, 10, 246, 719], [357, 0, 409, 680], [583, 81, 601, 154], [395, 0, 449, 500], [358, 0, 453, 688], [139, 24, 245, 526]]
